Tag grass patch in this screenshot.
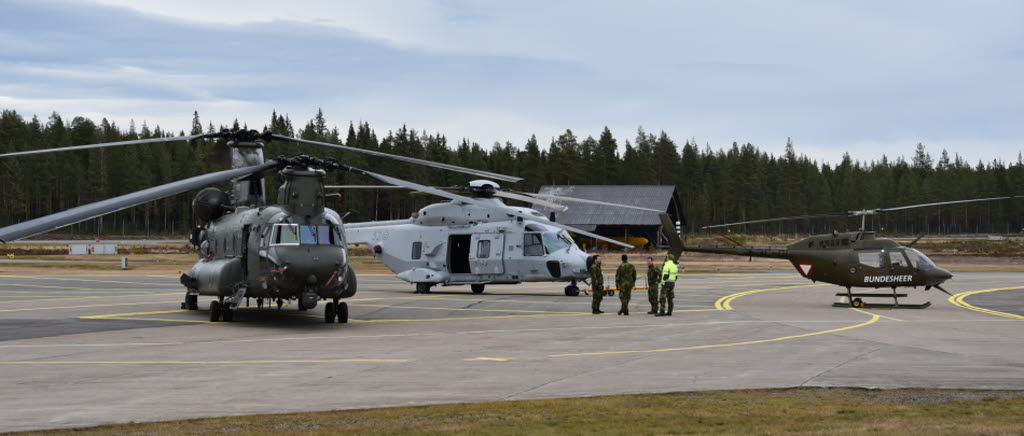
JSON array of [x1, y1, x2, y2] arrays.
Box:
[[17, 388, 1024, 435]]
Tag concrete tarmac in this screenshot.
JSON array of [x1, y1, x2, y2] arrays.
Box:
[[0, 271, 1021, 431]]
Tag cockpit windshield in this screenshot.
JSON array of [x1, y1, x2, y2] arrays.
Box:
[[542, 232, 570, 253], [272, 224, 344, 246], [904, 248, 937, 271]]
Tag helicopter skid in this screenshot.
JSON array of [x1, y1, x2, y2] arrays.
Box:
[[832, 301, 932, 309], [835, 292, 908, 298]]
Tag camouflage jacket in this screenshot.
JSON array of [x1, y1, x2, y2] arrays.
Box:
[[615, 261, 636, 290], [647, 265, 661, 288], [589, 263, 603, 289]]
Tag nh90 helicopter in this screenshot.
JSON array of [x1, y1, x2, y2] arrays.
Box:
[[0, 128, 523, 323], [332, 180, 660, 295], [659, 196, 1021, 309]]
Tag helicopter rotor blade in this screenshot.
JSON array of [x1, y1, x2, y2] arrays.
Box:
[[0, 133, 207, 159], [335, 164, 631, 248], [520, 192, 663, 212], [906, 234, 925, 248], [875, 196, 1022, 213], [0, 160, 279, 243], [323, 185, 411, 190], [702, 212, 849, 229], [269, 134, 522, 183], [493, 191, 568, 212]]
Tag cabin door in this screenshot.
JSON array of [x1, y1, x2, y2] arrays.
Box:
[[470, 233, 505, 275]]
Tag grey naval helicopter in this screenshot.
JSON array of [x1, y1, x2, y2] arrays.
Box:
[[331, 180, 660, 295], [0, 128, 522, 323], [659, 196, 1021, 309]]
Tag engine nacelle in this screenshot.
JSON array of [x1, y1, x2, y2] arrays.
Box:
[[192, 187, 230, 223]]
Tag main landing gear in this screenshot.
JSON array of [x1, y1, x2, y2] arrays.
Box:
[[324, 298, 349, 324], [209, 298, 236, 322], [833, 286, 931, 309], [471, 284, 485, 294], [564, 280, 580, 296]]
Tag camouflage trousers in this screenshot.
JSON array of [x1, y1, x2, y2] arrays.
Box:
[[619, 286, 632, 313], [647, 283, 659, 311], [591, 286, 603, 312], [659, 281, 675, 313]]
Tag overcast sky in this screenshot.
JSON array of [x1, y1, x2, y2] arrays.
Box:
[[1, 0, 1021, 167]]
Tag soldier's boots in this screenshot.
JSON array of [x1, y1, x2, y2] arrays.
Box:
[[656, 311, 665, 317], [623, 309, 629, 316], [666, 311, 672, 316], [648, 308, 657, 314], [592, 310, 604, 314]]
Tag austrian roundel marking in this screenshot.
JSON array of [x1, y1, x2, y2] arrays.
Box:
[[798, 262, 813, 276]]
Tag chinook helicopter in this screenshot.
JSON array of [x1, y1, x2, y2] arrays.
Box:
[[659, 196, 1022, 309], [331, 180, 660, 295], [0, 128, 523, 323]]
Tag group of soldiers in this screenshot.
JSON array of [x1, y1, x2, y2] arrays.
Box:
[[588, 253, 681, 316]]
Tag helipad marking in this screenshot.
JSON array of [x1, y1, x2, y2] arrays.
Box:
[[463, 357, 514, 362], [850, 307, 903, 321], [714, 284, 825, 310], [550, 314, 880, 357], [352, 303, 579, 314], [0, 358, 407, 365], [949, 287, 1024, 320]]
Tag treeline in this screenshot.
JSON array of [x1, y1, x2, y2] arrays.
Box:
[[1, 108, 1022, 237]]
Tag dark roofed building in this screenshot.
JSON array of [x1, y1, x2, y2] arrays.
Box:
[[532, 185, 681, 249]]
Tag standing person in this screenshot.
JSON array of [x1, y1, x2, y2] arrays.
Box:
[[615, 254, 636, 316], [589, 255, 604, 314], [657, 253, 681, 316], [646, 256, 661, 314]]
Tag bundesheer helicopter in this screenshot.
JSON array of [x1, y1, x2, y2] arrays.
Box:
[[0, 128, 526, 323], [659, 196, 1022, 309], [331, 180, 659, 295]]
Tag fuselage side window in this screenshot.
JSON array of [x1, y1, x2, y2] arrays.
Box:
[[411, 241, 422, 260], [857, 250, 882, 268], [477, 240, 490, 259], [889, 251, 910, 268]]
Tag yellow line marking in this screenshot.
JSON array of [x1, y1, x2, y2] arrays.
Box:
[[0, 292, 179, 304], [351, 313, 594, 323], [0, 283, 180, 292], [948, 287, 1024, 320], [550, 314, 880, 357], [0, 275, 172, 286], [0, 300, 179, 313], [715, 284, 825, 310], [463, 357, 514, 362], [850, 307, 903, 321], [352, 303, 579, 314], [0, 358, 407, 365]]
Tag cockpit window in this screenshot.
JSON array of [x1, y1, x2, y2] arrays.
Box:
[[273, 224, 300, 245], [542, 232, 568, 253], [905, 248, 937, 271], [888, 251, 910, 268], [273, 224, 343, 246], [524, 233, 544, 256]]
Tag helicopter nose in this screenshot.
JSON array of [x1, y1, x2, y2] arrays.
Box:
[[586, 255, 596, 269], [927, 268, 953, 285]]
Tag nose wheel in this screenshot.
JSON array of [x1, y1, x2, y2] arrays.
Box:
[[564, 284, 580, 296], [471, 284, 485, 294]]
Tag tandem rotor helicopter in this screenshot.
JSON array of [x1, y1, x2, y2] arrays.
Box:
[[661, 196, 1022, 309], [329, 180, 659, 296], [0, 128, 543, 324]]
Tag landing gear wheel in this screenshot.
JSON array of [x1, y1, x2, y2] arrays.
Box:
[[415, 283, 432, 294], [324, 302, 336, 324], [209, 300, 221, 322], [852, 298, 863, 308], [564, 285, 580, 296], [222, 307, 234, 322], [338, 302, 348, 324], [471, 284, 485, 294], [606, 290, 615, 297]]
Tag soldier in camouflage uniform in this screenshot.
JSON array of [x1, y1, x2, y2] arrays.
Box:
[[589, 255, 604, 314], [615, 254, 636, 316], [646, 256, 661, 314]]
